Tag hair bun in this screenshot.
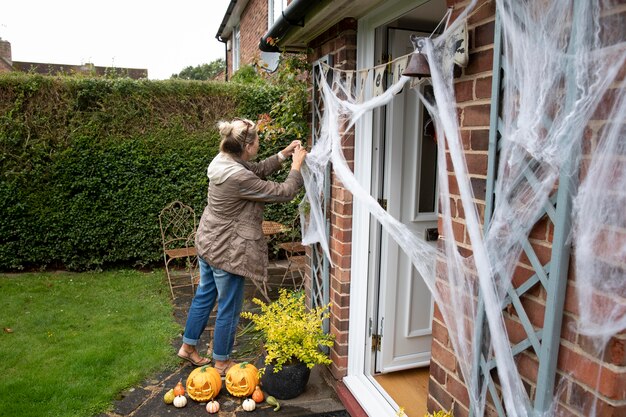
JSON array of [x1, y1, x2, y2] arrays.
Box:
[[218, 121, 234, 137]]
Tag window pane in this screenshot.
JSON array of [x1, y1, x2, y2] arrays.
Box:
[[418, 86, 437, 214]]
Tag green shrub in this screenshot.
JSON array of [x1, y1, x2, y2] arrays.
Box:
[[0, 68, 307, 271]]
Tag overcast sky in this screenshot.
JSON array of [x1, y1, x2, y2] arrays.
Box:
[[1, 0, 232, 79]]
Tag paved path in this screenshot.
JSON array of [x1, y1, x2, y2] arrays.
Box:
[[95, 261, 348, 417]]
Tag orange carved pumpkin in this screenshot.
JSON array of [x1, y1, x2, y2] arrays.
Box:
[[225, 362, 259, 397], [186, 365, 222, 402]]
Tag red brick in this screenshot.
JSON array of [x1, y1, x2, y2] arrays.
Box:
[[465, 49, 494, 76], [503, 314, 527, 345], [455, 79, 474, 102], [558, 345, 625, 399], [331, 287, 349, 307], [560, 314, 578, 344], [448, 173, 460, 195], [529, 215, 549, 241], [510, 264, 535, 289], [332, 200, 353, 216], [332, 267, 351, 284], [474, 20, 495, 48], [331, 227, 352, 243], [471, 177, 487, 200], [460, 129, 472, 150], [330, 236, 351, 256], [330, 251, 351, 269], [520, 295, 546, 328], [570, 380, 626, 416], [452, 401, 470, 417], [331, 213, 352, 230], [432, 318, 450, 347], [432, 339, 458, 374], [518, 241, 552, 268], [467, 0, 496, 25], [447, 374, 470, 406], [430, 361, 448, 385], [470, 129, 490, 150], [456, 197, 465, 218], [475, 76, 493, 99], [465, 153, 488, 175], [517, 351, 539, 383], [451, 220, 466, 244], [332, 302, 350, 321], [428, 377, 454, 411], [463, 104, 491, 127]]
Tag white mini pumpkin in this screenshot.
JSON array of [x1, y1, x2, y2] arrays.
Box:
[[173, 395, 187, 408], [242, 398, 256, 412], [206, 400, 220, 414]]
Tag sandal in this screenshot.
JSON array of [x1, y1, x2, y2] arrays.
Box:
[[214, 359, 235, 376], [177, 347, 211, 367]]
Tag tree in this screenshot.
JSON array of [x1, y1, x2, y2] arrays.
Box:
[[171, 59, 225, 81]]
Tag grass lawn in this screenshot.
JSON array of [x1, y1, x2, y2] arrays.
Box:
[[0, 270, 180, 417]]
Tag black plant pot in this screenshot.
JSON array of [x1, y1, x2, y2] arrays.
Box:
[[260, 359, 311, 400]]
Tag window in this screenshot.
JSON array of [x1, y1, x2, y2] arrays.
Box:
[[233, 25, 240, 71], [268, 0, 287, 28]]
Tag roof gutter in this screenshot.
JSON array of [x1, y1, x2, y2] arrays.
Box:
[[216, 0, 238, 81], [259, 0, 321, 52], [216, 0, 238, 42]]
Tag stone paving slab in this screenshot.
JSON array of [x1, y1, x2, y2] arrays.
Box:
[[95, 261, 348, 417]]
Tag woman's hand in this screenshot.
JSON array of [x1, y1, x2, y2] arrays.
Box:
[[291, 145, 307, 171], [281, 140, 302, 158]]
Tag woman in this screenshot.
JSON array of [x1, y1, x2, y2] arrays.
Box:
[[177, 118, 307, 375]]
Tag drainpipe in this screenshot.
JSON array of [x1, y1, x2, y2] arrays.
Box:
[[259, 0, 321, 52], [217, 36, 229, 81]]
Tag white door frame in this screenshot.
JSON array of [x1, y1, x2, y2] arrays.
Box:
[[343, 0, 432, 415]]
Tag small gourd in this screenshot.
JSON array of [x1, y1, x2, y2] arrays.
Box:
[[206, 400, 220, 414], [251, 385, 264, 403], [163, 388, 175, 404], [266, 395, 281, 411], [173, 395, 187, 408], [242, 398, 256, 412], [173, 379, 185, 396]]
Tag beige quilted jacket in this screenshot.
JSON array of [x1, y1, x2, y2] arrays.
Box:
[[195, 152, 303, 283]]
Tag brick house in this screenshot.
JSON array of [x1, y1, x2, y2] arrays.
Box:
[[219, 1, 625, 416], [216, 0, 288, 79], [0, 38, 148, 79]]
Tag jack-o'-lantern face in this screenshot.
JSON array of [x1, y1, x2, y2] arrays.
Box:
[[225, 362, 259, 397], [186, 366, 222, 401]]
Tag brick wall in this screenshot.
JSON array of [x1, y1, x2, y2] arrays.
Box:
[[307, 18, 358, 380], [429, 1, 626, 416], [227, 0, 268, 78]]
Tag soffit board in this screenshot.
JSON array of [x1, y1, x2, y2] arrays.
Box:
[[219, 0, 251, 39], [279, 0, 386, 49]]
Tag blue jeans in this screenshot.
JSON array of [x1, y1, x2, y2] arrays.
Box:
[[182, 257, 245, 361]]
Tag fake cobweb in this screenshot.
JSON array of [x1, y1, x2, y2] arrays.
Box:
[[298, 0, 625, 416]]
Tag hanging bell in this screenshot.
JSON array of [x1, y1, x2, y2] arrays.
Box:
[[403, 35, 431, 78]]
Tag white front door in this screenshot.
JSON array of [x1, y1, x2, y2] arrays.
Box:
[[376, 28, 438, 373], [344, 0, 447, 415]]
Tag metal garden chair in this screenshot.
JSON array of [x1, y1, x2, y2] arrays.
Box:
[[159, 201, 198, 298]]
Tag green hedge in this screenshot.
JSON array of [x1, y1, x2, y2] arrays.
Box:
[[0, 73, 303, 271]]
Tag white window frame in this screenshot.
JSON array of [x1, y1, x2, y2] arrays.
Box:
[[233, 24, 241, 71], [268, 0, 287, 28]]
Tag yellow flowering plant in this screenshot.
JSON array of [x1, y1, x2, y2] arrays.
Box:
[[241, 289, 334, 373]]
